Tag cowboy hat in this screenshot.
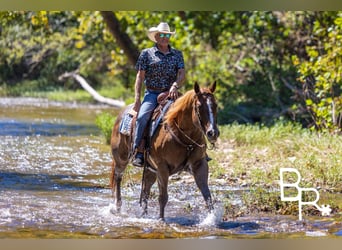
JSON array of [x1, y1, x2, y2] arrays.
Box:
[[147, 22, 175, 43]]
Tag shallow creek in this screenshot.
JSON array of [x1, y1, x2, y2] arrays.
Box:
[[0, 98, 341, 238]]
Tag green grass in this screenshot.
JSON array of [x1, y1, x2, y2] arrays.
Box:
[[209, 121, 342, 191], [95, 112, 116, 144], [45, 89, 95, 102], [207, 121, 342, 217], [0, 80, 132, 104], [1, 86, 97, 103]]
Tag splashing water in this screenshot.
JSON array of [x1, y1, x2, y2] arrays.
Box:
[[199, 206, 224, 227]]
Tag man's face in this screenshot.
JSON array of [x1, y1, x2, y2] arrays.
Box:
[[155, 33, 171, 46]]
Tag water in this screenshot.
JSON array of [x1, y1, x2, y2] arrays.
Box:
[[0, 97, 341, 238]]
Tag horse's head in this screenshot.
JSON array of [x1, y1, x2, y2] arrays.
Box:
[[194, 81, 220, 145]]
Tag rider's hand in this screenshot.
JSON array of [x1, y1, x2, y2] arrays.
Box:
[[169, 83, 179, 100]]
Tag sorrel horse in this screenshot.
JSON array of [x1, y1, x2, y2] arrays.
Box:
[[110, 81, 220, 220]]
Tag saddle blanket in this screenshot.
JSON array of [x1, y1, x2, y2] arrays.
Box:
[[119, 107, 136, 135]]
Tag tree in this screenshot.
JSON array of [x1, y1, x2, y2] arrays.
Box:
[[1, 11, 341, 127], [294, 12, 342, 133], [100, 11, 139, 66]]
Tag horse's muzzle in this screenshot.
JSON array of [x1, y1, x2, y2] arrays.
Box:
[[206, 127, 220, 143]]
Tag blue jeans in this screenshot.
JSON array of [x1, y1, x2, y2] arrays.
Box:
[[133, 90, 160, 151]]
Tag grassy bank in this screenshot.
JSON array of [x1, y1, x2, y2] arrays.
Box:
[[0, 84, 133, 104], [208, 121, 342, 217], [210, 121, 342, 191]]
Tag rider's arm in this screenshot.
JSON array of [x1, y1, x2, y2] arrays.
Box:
[[133, 70, 145, 112], [173, 68, 185, 89]]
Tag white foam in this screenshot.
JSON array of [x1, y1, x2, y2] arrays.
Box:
[[1, 208, 11, 217], [99, 203, 117, 217], [98, 202, 159, 227], [199, 206, 223, 226], [306, 231, 327, 237]]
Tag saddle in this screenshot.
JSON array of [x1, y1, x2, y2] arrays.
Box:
[[150, 92, 174, 137], [119, 91, 180, 138], [119, 91, 181, 161]]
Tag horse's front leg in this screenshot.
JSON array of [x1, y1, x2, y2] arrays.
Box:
[[192, 159, 214, 212], [140, 167, 157, 217], [110, 160, 125, 213], [157, 170, 169, 221]]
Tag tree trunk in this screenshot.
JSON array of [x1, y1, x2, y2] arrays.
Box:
[[59, 72, 125, 108], [100, 11, 140, 66]]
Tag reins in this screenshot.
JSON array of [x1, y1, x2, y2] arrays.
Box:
[[174, 121, 206, 148], [164, 95, 214, 153], [164, 122, 206, 153]]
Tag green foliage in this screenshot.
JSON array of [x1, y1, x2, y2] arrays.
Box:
[[95, 112, 116, 144], [1, 11, 342, 128], [294, 12, 342, 133]]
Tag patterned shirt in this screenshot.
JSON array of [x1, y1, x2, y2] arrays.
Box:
[[135, 45, 185, 91]]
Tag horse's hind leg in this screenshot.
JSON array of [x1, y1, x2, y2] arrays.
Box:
[[139, 168, 157, 217]]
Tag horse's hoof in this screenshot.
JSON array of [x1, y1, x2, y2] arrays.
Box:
[[110, 207, 121, 215], [140, 211, 148, 218]]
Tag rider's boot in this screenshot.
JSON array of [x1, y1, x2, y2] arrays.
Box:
[[132, 140, 145, 167]]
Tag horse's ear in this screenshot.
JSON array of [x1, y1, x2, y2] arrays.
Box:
[[194, 82, 200, 94], [209, 81, 216, 93]]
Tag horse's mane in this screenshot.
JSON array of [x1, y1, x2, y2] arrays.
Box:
[[164, 89, 196, 124]]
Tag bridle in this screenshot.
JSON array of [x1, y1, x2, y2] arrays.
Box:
[[165, 93, 217, 153], [195, 95, 217, 150]]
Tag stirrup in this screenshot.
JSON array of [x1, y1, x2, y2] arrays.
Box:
[[132, 153, 144, 167]]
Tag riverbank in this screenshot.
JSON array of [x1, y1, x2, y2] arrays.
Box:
[[0, 85, 131, 106], [207, 122, 342, 218]]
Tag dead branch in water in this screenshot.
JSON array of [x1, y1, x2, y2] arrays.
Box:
[[59, 71, 126, 108]]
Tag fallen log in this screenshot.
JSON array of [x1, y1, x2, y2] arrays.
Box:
[[59, 71, 126, 108]]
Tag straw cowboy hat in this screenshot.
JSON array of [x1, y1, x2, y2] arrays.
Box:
[[147, 22, 175, 43]]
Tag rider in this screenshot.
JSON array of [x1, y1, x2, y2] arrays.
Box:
[[132, 22, 185, 167]]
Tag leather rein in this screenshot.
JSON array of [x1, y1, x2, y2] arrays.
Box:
[[164, 96, 215, 153]]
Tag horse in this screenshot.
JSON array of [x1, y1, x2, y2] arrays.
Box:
[[110, 81, 220, 220]]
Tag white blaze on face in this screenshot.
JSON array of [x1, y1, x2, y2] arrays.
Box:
[[206, 98, 215, 135]]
